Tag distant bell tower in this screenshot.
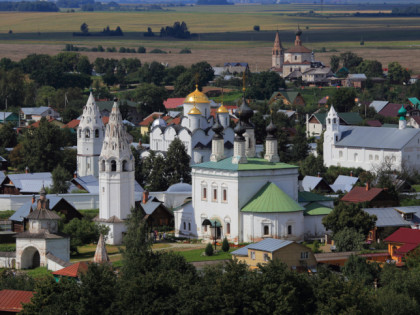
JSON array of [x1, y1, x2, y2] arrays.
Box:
[[272, 31, 284, 69], [77, 90, 105, 178]]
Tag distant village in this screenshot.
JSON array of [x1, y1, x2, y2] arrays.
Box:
[[1, 26, 420, 313]]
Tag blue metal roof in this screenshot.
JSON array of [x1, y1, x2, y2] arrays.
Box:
[[231, 238, 294, 256], [0, 171, 5, 184], [336, 126, 420, 150], [369, 101, 389, 113], [6, 173, 52, 193], [363, 206, 420, 227], [302, 176, 324, 192], [330, 175, 359, 193], [21, 106, 52, 116]]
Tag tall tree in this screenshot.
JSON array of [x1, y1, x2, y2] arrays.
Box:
[[328, 88, 357, 113], [132, 83, 167, 117], [330, 55, 340, 72], [340, 52, 363, 72], [388, 61, 410, 84], [165, 138, 191, 185], [289, 126, 309, 162], [356, 59, 383, 78], [142, 151, 168, 191], [0, 123, 17, 148], [51, 165, 71, 194]]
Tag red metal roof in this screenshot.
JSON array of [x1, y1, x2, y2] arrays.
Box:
[[168, 117, 181, 125], [139, 112, 165, 126], [28, 118, 56, 128], [102, 117, 109, 125], [52, 261, 89, 278], [378, 103, 408, 117], [385, 227, 420, 247], [65, 119, 80, 129], [164, 98, 184, 109], [0, 290, 34, 312], [341, 186, 384, 203], [366, 120, 382, 127]]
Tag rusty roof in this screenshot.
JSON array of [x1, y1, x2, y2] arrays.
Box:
[[52, 261, 89, 278], [341, 186, 384, 203], [0, 290, 34, 312]]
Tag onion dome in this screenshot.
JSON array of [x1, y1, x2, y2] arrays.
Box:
[[234, 121, 246, 141], [167, 182, 192, 193], [295, 25, 302, 36], [212, 117, 224, 140], [39, 185, 46, 197], [217, 103, 229, 114], [238, 98, 254, 127], [188, 105, 202, 115], [184, 85, 210, 104], [151, 117, 167, 128], [266, 120, 278, 139], [398, 105, 407, 120]]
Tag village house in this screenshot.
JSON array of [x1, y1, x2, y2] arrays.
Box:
[[269, 91, 306, 108], [384, 227, 420, 266], [0, 172, 52, 195], [341, 184, 398, 208], [306, 110, 362, 138], [20, 107, 60, 125], [138, 191, 174, 229], [300, 176, 332, 193], [0, 290, 34, 314]]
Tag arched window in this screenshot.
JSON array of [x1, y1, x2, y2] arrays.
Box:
[[101, 160, 105, 172], [333, 118, 336, 124], [111, 160, 117, 172], [213, 188, 217, 201], [264, 225, 269, 236], [85, 129, 90, 138], [188, 223, 191, 231], [226, 223, 230, 234], [183, 222, 186, 230], [202, 187, 207, 200], [288, 225, 292, 235], [375, 155, 379, 161], [79, 129, 82, 138], [222, 189, 227, 202], [369, 154, 373, 161], [328, 118, 331, 124], [95, 129, 99, 138], [339, 151, 343, 159], [354, 153, 358, 162], [122, 160, 128, 172]]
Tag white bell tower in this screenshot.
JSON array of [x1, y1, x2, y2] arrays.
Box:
[[97, 99, 135, 245], [77, 91, 105, 178], [323, 106, 341, 167]]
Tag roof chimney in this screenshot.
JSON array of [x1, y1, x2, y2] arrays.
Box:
[[73, 171, 77, 179], [142, 191, 149, 204], [350, 171, 353, 177], [32, 194, 35, 204], [25, 166, 29, 174], [317, 172, 320, 178], [366, 182, 369, 191]]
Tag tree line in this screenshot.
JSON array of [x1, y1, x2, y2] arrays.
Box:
[[0, 1, 58, 12]]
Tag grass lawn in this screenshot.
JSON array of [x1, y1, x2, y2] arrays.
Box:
[[0, 243, 16, 252], [24, 267, 53, 279], [71, 243, 122, 262], [412, 185, 420, 192], [176, 248, 234, 262], [0, 210, 15, 219]]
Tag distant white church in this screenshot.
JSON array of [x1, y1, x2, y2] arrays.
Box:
[[323, 105, 420, 172], [174, 98, 331, 243], [149, 86, 236, 164]]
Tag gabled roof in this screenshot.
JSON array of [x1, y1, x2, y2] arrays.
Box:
[[312, 112, 362, 127], [0, 112, 18, 122], [192, 157, 297, 172], [65, 119, 80, 129], [341, 186, 384, 203], [304, 202, 333, 216], [141, 196, 162, 215], [241, 182, 304, 213], [298, 191, 333, 203], [330, 175, 359, 193], [277, 109, 296, 118], [26, 208, 62, 220], [366, 120, 382, 127], [21, 106, 53, 116], [138, 112, 165, 126], [301, 176, 325, 192], [408, 97, 420, 108], [5, 172, 52, 193], [0, 171, 5, 184], [72, 175, 99, 194], [378, 103, 408, 117], [384, 228, 420, 252], [285, 45, 311, 53], [369, 101, 389, 113], [224, 62, 248, 67], [231, 238, 294, 256], [363, 207, 414, 227], [336, 125, 419, 150], [52, 261, 89, 278], [0, 290, 34, 313], [347, 74, 367, 80]]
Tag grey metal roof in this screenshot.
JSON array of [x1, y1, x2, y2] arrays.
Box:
[[10, 196, 72, 222], [369, 101, 389, 113], [21, 106, 52, 116], [134, 181, 144, 193], [394, 206, 420, 214], [142, 197, 161, 215], [302, 176, 323, 192], [6, 172, 52, 193], [0, 112, 14, 120], [335, 126, 420, 150], [73, 175, 99, 194], [231, 238, 293, 256], [348, 74, 367, 80], [363, 207, 415, 227], [0, 156, 6, 162], [330, 175, 359, 193], [277, 109, 296, 118], [168, 111, 181, 118], [0, 171, 5, 184]]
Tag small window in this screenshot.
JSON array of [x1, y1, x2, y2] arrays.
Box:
[[78, 129, 82, 138], [328, 119, 331, 124], [339, 151, 343, 159], [223, 189, 227, 202], [101, 160, 105, 172], [213, 189, 217, 201], [111, 160, 117, 172], [183, 222, 186, 230], [263, 253, 269, 262], [251, 251, 256, 260], [300, 252, 309, 259], [294, 56, 297, 60], [288, 225, 292, 235], [375, 155, 379, 161], [226, 223, 230, 234], [202, 187, 207, 200], [188, 223, 191, 231], [333, 118, 336, 124], [95, 129, 99, 138], [354, 153, 358, 162], [264, 225, 269, 236], [369, 154, 373, 161], [102, 187, 105, 193], [122, 160, 128, 172], [204, 225, 208, 232], [85, 129, 90, 138]]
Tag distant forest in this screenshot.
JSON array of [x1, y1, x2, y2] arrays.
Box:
[[0, 1, 58, 12]]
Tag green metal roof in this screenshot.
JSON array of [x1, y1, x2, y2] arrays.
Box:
[[298, 191, 333, 203], [314, 112, 362, 126], [241, 182, 304, 213], [192, 157, 297, 172], [408, 97, 420, 108], [304, 202, 333, 216]]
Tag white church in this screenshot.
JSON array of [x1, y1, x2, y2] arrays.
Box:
[[174, 98, 331, 243], [323, 105, 420, 172], [148, 86, 236, 165]]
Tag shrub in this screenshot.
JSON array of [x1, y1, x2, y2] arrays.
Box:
[[137, 46, 146, 53], [179, 48, 191, 54], [150, 48, 167, 54], [222, 237, 229, 252], [205, 243, 214, 256], [253, 25, 260, 31], [119, 47, 126, 53]]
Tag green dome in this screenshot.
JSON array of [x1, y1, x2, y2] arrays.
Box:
[[398, 105, 407, 120]]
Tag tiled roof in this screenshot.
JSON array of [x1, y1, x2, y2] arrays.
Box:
[[192, 157, 297, 172], [241, 182, 304, 213], [26, 208, 62, 220], [304, 202, 332, 216], [29, 118, 56, 128], [65, 119, 80, 129], [0, 290, 34, 312], [298, 191, 333, 203], [53, 261, 89, 277], [231, 238, 293, 256], [384, 228, 420, 253], [341, 186, 384, 203], [167, 117, 181, 125], [378, 103, 408, 117], [164, 98, 185, 109]]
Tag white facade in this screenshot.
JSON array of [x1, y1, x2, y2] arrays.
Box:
[[97, 100, 135, 245], [149, 87, 234, 165], [77, 92, 105, 178], [323, 106, 420, 172]]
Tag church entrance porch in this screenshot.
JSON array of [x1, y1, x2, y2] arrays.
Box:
[[20, 246, 41, 269]]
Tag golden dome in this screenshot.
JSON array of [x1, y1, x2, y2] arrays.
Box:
[[184, 85, 210, 104], [188, 105, 202, 115], [217, 104, 229, 114]]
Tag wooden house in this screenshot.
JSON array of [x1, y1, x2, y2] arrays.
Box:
[[138, 191, 173, 229], [269, 91, 306, 107], [384, 227, 420, 266], [341, 184, 398, 208]]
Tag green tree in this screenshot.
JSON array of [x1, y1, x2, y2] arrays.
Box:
[[222, 237, 229, 252], [333, 227, 365, 251], [328, 87, 357, 112], [138, 61, 165, 85], [205, 243, 214, 256], [247, 71, 286, 100], [299, 155, 326, 177], [51, 165, 71, 194], [322, 202, 377, 236], [289, 126, 309, 162], [330, 55, 340, 72], [0, 123, 17, 148], [132, 83, 168, 117], [388, 61, 410, 85], [76, 56, 92, 75], [131, 146, 144, 186], [165, 138, 191, 186], [80, 22, 89, 33], [142, 151, 168, 191], [0, 68, 25, 109], [342, 254, 380, 285], [356, 59, 383, 78], [340, 52, 363, 72]]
